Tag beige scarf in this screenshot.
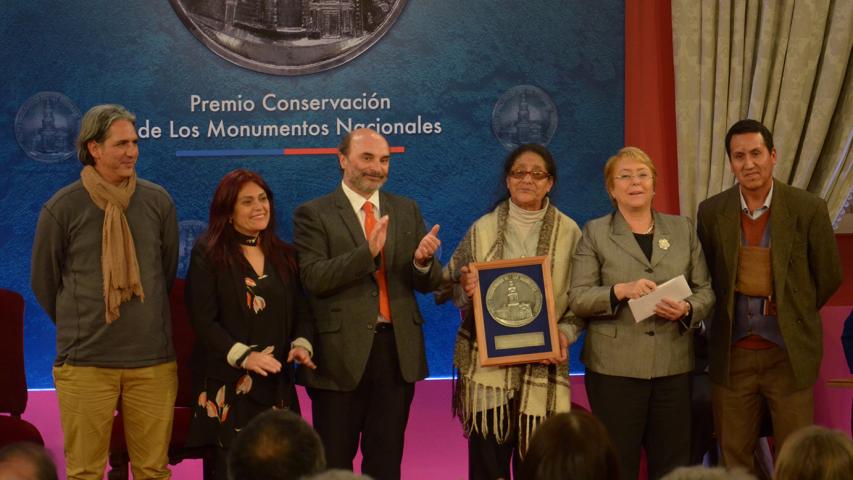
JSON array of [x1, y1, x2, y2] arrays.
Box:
[[80, 166, 144, 323], [435, 200, 581, 454]]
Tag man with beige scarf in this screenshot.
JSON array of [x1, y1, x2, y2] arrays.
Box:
[[32, 104, 179, 480]]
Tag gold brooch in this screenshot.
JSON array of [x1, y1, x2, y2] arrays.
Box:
[[658, 238, 670, 250]]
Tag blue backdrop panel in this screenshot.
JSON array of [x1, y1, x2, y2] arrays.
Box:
[[0, 1, 624, 389]]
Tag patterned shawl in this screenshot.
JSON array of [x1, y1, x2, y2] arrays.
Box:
[[435, 200, 581, 454]]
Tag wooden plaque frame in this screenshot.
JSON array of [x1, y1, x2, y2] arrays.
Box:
[[470, 256, 559, 366]]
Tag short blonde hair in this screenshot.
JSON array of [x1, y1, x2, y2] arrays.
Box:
[[775, 426, 853, 480], [603, 146, 657, 198]]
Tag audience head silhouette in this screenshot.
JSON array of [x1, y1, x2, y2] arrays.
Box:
[[661, 465, 755, 479], [518, 410, 620, 480], [0, 442, 58, 480], [774, 425, 853, 480], [227, 409, 325, 480]]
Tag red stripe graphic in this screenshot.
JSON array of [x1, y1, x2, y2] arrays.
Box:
[[283, 146, 405, 155]]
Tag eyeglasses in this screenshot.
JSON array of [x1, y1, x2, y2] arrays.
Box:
[[614, 172, 653, 182], [509, 170, 551, 181]]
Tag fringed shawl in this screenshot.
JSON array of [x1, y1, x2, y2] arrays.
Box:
[[435, 200, 581, 454]]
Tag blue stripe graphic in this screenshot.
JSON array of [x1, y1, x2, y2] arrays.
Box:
[[175, 149, 283, 157]]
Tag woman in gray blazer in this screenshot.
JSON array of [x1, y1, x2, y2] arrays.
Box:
[[568, 147, 714, 480]]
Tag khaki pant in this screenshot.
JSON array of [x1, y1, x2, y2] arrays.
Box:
[[712, 347, 813, 474], [53, 362, 178, 480]]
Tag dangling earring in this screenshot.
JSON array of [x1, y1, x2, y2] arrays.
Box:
[[229, 217, 233, 224]]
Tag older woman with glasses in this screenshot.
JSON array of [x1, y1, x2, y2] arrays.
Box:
[[568, 147, 714, 479], [436, 143, 582, 480]]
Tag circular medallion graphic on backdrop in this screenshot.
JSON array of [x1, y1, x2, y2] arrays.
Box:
[[492, 85, 558, 150], [178, 220, 208, 278], [15, 92, 81, 163], [170, 0, 408, 76]]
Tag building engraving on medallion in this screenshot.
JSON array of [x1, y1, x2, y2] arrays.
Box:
[[485, 272, 542, 328], [15, 92, 81, 163], [492, 85, 559, 150], [171, 0, 405, 75]]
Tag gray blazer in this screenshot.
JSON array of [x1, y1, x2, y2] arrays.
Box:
[[292, 187, 442, 391], [568, 210, 714, 379]]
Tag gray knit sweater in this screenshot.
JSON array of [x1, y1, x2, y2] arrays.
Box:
[[31, 178, 179, 368]]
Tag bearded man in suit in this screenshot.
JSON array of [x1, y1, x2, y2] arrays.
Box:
[[293, 128, 442, 480], [696, 119, 842, 473]]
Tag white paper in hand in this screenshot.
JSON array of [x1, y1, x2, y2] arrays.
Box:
[[627, 274, 692, 322]]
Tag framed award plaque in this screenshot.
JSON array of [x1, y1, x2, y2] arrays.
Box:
[[470, 256, 559, 366]]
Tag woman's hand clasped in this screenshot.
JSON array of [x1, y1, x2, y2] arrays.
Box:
[[654, 297, 691, 322], [244, 346, 317, 376], [287, 346, 317, 370], [243, 350, 282, 377]]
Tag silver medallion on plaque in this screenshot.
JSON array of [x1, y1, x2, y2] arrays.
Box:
[[485, 272, 542, 328]]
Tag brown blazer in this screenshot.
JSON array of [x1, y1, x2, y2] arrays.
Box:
[[696, 181, 842, 389]]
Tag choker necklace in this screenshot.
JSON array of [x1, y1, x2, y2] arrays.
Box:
[[235, 230, 260, 246]]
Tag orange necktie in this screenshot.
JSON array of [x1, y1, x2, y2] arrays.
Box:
[[363, 202, 391, 321]]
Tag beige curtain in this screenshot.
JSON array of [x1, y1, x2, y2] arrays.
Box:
[[671, 0, 852, 227]]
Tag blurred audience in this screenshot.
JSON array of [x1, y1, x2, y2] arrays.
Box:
[[0, 442, 57, 480], [662, 466, 754, 480], [517, 409, 619, 480], [227, 409, 325, 480], [774, 426, 853, 480]]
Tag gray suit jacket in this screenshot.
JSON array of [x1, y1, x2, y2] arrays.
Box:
[[696, 181, 842, 389], [292, 187, 442, 391], [568, 210, 714, 379]]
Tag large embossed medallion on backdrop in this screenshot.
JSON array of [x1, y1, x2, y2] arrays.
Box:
[[15, 92, 81, 164], [170, 0, 407, 75]]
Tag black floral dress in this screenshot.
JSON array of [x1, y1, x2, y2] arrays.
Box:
[[187, 261, 300, 450]]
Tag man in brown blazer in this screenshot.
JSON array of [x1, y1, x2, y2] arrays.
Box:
[[292, 128, 442, 480], [696, 119, 842, 473]]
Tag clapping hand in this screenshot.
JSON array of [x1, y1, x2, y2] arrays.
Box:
[[368, 215, 389, 257]]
